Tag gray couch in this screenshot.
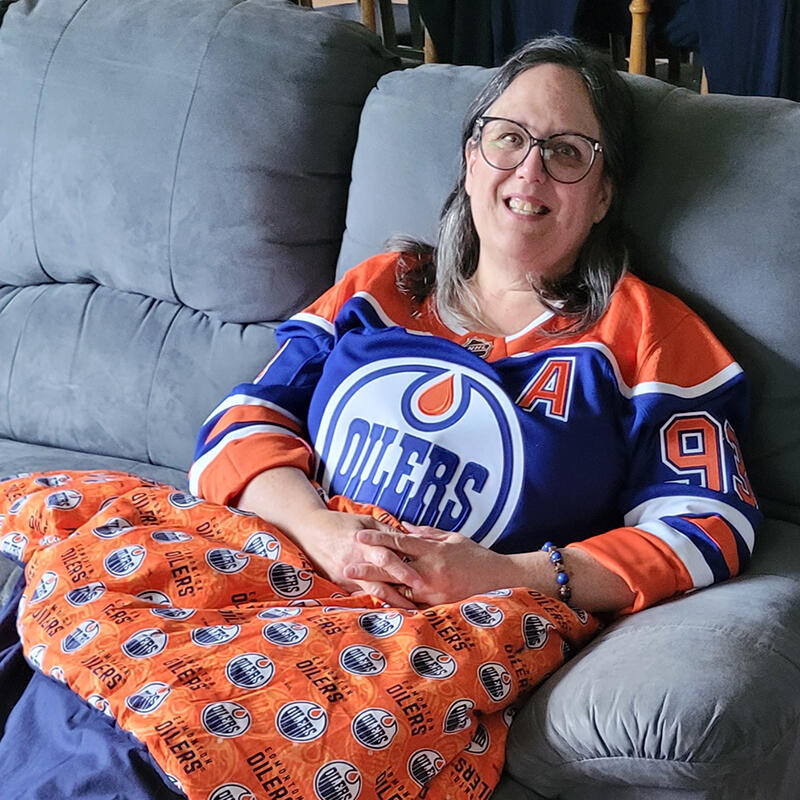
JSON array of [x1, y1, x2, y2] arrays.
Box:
[[1, 1, 799, 798]]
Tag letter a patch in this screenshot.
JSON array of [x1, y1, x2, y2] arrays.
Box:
[[516, 357, 575, 421]]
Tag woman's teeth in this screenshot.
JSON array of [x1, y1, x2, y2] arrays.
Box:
[[508, 198, 549, 215]]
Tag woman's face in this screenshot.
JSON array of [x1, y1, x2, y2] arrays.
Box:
[[465, 64, 612, 285]]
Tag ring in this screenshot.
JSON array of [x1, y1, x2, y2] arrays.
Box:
[[400, 585, 414, 601]]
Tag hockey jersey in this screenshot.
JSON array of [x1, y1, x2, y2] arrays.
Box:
[[190, 253, 761, 612]]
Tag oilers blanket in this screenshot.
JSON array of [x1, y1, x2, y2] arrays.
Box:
[[1, 471, 598, 800]]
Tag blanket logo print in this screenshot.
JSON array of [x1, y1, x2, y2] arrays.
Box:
[[201, 701, 252, 738], [104, 545, 146, 576]]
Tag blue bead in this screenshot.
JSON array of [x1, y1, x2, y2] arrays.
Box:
[[550, 551, 562, 563], [556, 572, 570, 585], [542, 541, 554, 552]]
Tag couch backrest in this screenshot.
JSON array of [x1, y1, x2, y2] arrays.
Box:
[[0, 0, 396, 472], [337, 66, 800, 524]]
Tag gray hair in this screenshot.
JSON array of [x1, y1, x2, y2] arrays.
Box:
[[394, 36, 635, 335]]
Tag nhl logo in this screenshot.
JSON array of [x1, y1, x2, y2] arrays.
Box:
[[275, 700, 328, 742], [522, 613, 554, 650], [358, 611, 403, 638], [478, 662, 513, 701], [137, 589, 171, 606], [168, 491, 203, 509], [351, 708, 398, 750], [338, 645, 387, 676], [443, 698, 475, 733], [208, 784, 257, 800], [151, 606, 195, 621], [87, 693, 115, 719], [465, 723, 490, 755], [122, 628, 168, 659], [191, 624, 240, 647], [409, 646, 457, 680], [242, 532, 281, 560], [61, 619, 101, 653], [225, 653, 275, 689], [407, 749, 445, 787], [126, 681, 171, 714], [463, 336, 493, 359], [201, 701, 252, 738], [9, 495, 31, 514], [27, 643, 47, 671], [262, 621, 309, 646], [34, 474, 70, 488], [206, 548, 250, 574], [104, 545, 147, 577], [65, 581, 107, 607], [30, 570, 58, 603], [460, 601, 504, 628], [314, 761, 362, 800], [1, 532, 28, 561], [92, 517, 133, 539], [151, 529, 193, 543], [45, 489, 83, 510], [267, 562, 313, 598], [257, 606, 302, 620]]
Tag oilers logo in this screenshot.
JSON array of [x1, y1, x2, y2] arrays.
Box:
[[339, 644, 387, 675], [275, 700, 328, 742], [191, 624, 240, 647], [61, 619, 101, 653], [104, 545, 147, 577], [92, 517, 133, 539], [358, 611, 403, 638], [34, 474, 70, 488], [226, 506, 256, 517], [122, 628, 168, 659], [201, 701, 252, 738], [485, 588, 512, 597], [465, 723, 490, 755], [314, 761, 362, 800], [65, 581, 106, 607], [98, 496, 119, 511], [242, 531, 281, 560], [502, 706, 517, 728], [50, 665, 67, 683], [126, 681, 171, 714], [225, 653, 275, 689], [408, 749, 445, 787], [267, 562, 313, 598], [206, 548, 249, 574], [460, 601, 504, 628], [443, 698, 475, 733], [478, 662, 513, 701], [87, 693, 115, 719], [166, 775, 184, 794], [168, 491, 203, 509], [9, 495, 31, 514], [262, 621, 309, 646], [314, 358, 524, 547], [351, 708, 398, 750], [151, 529, 193, 543], [30, 570, 59, 603], [1, 531, 28, 561], [572, 607, 589, 624], [208, 784, 257, 800], [45, 489, 83, 509], [137, 589, 171, 606], [151, 606, 195, 621], [522, 613, 554, 650], [409, 646, 457, 679], [257, 606, 302, 620], [27, 643, 47, 671], [0, 472, 30, 482]]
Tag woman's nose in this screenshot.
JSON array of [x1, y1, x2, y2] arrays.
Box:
[[515, 142, 548, 182]]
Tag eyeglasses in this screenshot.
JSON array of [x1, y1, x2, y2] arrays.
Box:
[[475, 116, 603, 184]]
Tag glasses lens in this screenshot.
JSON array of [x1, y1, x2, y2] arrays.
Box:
[[479, 119, 530, 170], [542, 134, 596, 183]]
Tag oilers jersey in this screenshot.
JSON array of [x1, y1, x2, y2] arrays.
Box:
[[191, 253, 761, 612]]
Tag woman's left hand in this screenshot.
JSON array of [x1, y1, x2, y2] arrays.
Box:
[[344, 523, 523, 606]]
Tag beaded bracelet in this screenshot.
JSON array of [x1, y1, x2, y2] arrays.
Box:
[[542, 541, 572, 604]]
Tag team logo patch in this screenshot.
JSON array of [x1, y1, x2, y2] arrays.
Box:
[[409, 646, 457, 680], [275, 700, 328, 742], [191, 625, 240, 647], [92, 517, 133, 539], [151, 606, 196, 621], [61, 619, 101, 653], [407, 749, 445, 787], [27, 643, 47, 671], [201, 701, 252, 738], [34, 474, 70, 487], [443, 698, 475, 733], [208, 785, 256, 800], [30, 570, 59, 603], [314, 761, 362, 800], [206, 548, 249, 574], [122, 628, 168, 659], [463, 336, 493, 359], [151, 529, 193, 543], [104, 545, 146, 577], [242, 532, 281, 560], [168, 491, 203, 509], [522, 613, 554, 650], [257, 606, 302, 620], [87, 693, 115, 719], [465, 722, 490, 755], [65, 581, 106, 607], [358, 611, 403, 638], [126, 681, 171, 714], [137, 589, 171, 606], [460, 601, 504, 628], [225, 653, 275, 689], [1, 532, 28, 560], [478, 662, 513, 701], [262, 621, 309, 646], [339, 644, 387, 676], [45, 489, 83, 510], [268, 562, 313, 598], [351, 708, 398, 750], [315, 358, 524, 547]]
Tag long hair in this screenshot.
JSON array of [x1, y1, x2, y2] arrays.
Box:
[[394, 36, 635, 335]]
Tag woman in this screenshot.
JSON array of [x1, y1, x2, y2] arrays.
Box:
[[191, 36, 760, 616]]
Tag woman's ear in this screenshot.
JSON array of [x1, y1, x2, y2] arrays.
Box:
[[593, 174, 613, 224], [464, 140, 479, 197]]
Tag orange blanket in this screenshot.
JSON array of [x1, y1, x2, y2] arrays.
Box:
[[1, 471, 598, 800]]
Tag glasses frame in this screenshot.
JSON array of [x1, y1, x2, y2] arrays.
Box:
[[475, 115, 603, 184]]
